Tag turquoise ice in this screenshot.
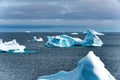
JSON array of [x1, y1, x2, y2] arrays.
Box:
[[46, 30, 104, 47], [46, 34, 82, 47], [37, 51, 116, 80], [80, 30, 104, 46]]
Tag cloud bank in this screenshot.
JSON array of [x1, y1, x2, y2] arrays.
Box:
[[0, 0, 120, 19], [0, 0, 120, 30]]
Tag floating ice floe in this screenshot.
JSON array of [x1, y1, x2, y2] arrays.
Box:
[[80, 30, 104, 46], [26, 30, 31, 33], [37, 51, 116, 80], [46, 30, 104, 47], [71, 32, 79, 35], [33, 36, 43, 42], [0, 39, 26, 52], [46, 34, 82, 47]]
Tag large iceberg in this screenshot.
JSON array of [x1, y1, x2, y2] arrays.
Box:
[[80, 30, 104, 46], [0, 39, 26, 52], [46, 34, 82, 47], [37, 51, 116, 80], [46, 30, 104, 47]]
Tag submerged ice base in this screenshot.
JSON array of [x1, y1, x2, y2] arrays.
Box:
[[38, 51, 116, 80], [0, 39, 26, 52]]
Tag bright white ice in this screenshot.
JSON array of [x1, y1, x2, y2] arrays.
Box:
[[33, 36, 43, 42], [71, 32, 79, 35], [26, 30, 31, 33], [0, 39, 26, 52], [37, 51, 116, 80]]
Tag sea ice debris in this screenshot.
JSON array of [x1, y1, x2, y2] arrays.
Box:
[[71, 32, 79, 35], [26, 30, 31, 33], [33, 36, 43, 42], [37, 51, 116, 80]]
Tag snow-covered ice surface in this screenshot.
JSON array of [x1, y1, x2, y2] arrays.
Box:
[[46, 34, 82, 47], [33, 36, 43, 42], [38, 51, 116, 80], [0, 39, 26, 52], [80, 30, 104, 46]]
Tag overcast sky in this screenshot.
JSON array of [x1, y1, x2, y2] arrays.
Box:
[[0, 0, 120, 27]]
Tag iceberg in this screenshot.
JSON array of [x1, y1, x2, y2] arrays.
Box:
[[0, 39, 26, 52], [46, 30, 104, 47], [80, 30, 104, 46], [33, 36, 43, 42], [46, 34, 82, 47], [37, 51, 116, 80]]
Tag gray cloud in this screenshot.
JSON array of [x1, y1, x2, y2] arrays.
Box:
[[0, 0, 120, 19], [0, 4, 64, 19]]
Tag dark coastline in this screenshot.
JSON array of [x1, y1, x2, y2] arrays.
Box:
[[0, 32, 120, 80]]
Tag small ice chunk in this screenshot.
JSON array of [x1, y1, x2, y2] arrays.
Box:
[[28, 40, 30, 42], [33, 36, 43, 42], [0, 39, 26, 52], [37, 51, 116, 80], [71, 32, 79, 35], [26, 30, 31, 33]]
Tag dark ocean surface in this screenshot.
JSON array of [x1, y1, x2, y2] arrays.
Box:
[[0, 25, 119, 32], [0, 32, 120, 80]]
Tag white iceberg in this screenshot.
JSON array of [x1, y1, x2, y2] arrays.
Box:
[[0, 39, 26, 52], [80, 30, 104, 46], [37, 51, 116, 80], [33, 36, 43, 42], [46, 34, 82, 47]]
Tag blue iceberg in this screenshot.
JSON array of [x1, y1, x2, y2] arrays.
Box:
[[80, 30, 104, 46], [37, 51, 116, 80], [46, 34, 82, 47], [0, 39, 26, 52], [46, 30, 104, 47]]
